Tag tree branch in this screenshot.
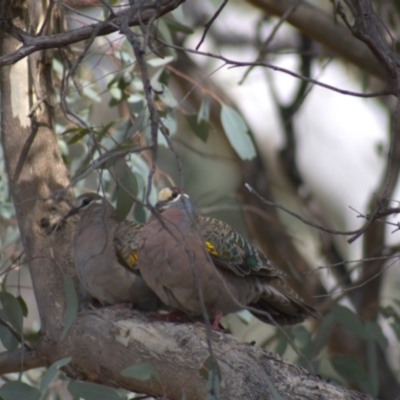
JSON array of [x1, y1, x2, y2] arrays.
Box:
[[245, 0, 386, 79], [0, 0, 185, 67], [1, 308, 377, 400]]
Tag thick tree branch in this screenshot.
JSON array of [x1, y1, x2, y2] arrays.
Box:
[[245, 0, 386, 79], [341, 0, 400, 87], [0, 0, 185, 67], [0, 308, 377, 400], [0, 347, 47, 375]]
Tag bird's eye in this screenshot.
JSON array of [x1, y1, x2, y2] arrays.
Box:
[[171, 190, 178, 199], [82, 198, 91, 206]]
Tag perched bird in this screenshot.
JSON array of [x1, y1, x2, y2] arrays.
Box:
[[138, 187, 319, 327], [63, 192, 161, 310]]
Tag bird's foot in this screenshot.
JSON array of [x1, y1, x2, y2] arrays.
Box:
[[212, 313, 223, 329]]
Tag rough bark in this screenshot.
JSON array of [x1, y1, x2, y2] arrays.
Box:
[[0, 308, 376, 400], [246, 0, 386, 80]]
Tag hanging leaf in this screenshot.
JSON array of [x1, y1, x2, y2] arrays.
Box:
[[67, 128, 91, 145], [0, 381, 40, 400], [365, 319, 388, 350], [17, 295, 28, 318], [205, 362, 221, 400], [60, 274, 78, 340], [198, 96, 210, 123], [147, 55, 174, 67], [199, 356, 221, 381], [68, 381, 121, 400], [186, 114, 211, 142], [0, 292, 23, 335], [265, 376, 285, 400], [292, 325, 311, 348], [220, 105, 256, 160], [121, 362, 158, 381], [366, 339, 379, 396], [331, 354, 368, 382], [332, 304, 366, 339], [40, 357, 71, 392], [274, 334, 287, 357], [112, 159, 138, 221], [0, 310, 19, 349]]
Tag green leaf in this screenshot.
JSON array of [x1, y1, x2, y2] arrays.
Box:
[[125, 109, 146, 140], [292, 325, 310, 348], [40, 357, 71, 392], [364, 320, 388, 350], [366, 339, 379, 396], [112, 159, 138, 221], [67, 128, 90, 145], [133, 203, 147, 224], [275, 334, 287, 356], [186, 114, 211, 142], [163, 17, 194, 34], [0, 381, 40, 400], [204, 359, 221, 400], [0, 292, 23, 335], [220, 105, 256, 160], [68, 381, 121, 400], [332, 304, 366, 339], [60, 274, 78, 340], [198, 96, 210, 123], [158, 86, 177, 108], [17, 295, 28, 318], [147, 55, 174, 67], [199, 356, 221, 382], [331, 355, 367, 383], [0, 310, 19, 349], [121, 362, 158, 380], [265, 376, 285, 400]]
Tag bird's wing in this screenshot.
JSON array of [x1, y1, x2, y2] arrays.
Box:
[[114, 220, 143, 272], [198, 216, 285, 278]]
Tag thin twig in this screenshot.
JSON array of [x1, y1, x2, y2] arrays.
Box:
[[196, 0, 228, 50], [157, 39, 391, 98]]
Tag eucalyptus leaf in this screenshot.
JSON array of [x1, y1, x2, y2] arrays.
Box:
[[332, 304, 366, 339], [121, 362, 158, 380], [0, 309, 19, 349], [367, 339, 378, 396], [220, 105, 256, 160], [17, 295, 28, 317], [0, 291, 23, 335], [111, 159, 138, 221], [68, 381, 121, 400], [198, 96, 210, 123], [147, 55, 174, 67], [265, 376, 285, 400], [365, 319, 388, 350], [331, 354, 368, 382], [40, 357, 71, 392], [0, 381, 40, 400], [186, 114, 211, 142]]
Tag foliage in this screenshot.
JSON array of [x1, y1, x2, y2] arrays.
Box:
[[1, 0, 400, 399]]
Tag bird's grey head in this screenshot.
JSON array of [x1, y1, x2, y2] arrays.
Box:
[[155, 187, 195, 215], [63, 192, 109, 221]]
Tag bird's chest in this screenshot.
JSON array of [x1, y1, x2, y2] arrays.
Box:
[[139, 213, 218, 311]]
